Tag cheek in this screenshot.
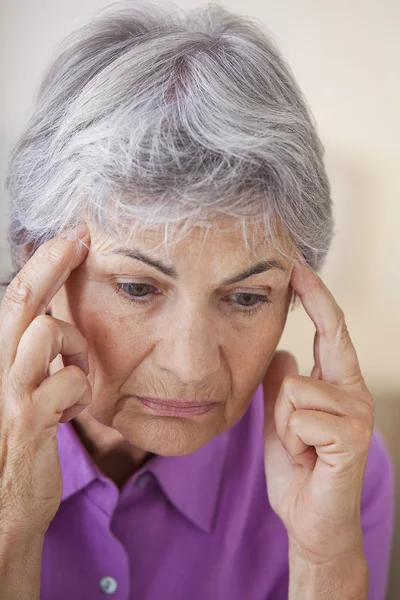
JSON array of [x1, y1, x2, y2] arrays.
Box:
[[229, 328, 281, 390], [71, 295, 155, 381], [95, 319, 152, 377], [226, 305, 289, 398], [216, 322, 283, 434]]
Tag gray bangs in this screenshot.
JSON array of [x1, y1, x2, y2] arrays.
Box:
[[5, 0, 333, 272]]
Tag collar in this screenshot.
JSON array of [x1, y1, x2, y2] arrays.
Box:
[[57, 384, 263, 533], [57, 418, 230, 534], [148, 427, 230, 533], [57, 419, 100, 502]]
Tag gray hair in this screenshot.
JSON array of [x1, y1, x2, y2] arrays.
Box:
[[4, 0, 333, 279]]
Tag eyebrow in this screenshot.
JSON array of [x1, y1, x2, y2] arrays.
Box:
[[102, 248, 287, 284]]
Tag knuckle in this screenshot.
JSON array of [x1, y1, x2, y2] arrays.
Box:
[[28, 238, 68, 273], [43, 241, 70, 269], [351, 418, 373, 452], [279, 374, 299, 403], [334, 307, 346, 332], [339, 321, 350, 344], [287, 409, 303, 431], [2, 378, 31, 425], [7, 363, 26, 392], [337, 306, 346, 322], [324, 307, 351, 344], [10, 404, 35, 436], [46, 248, 67, 268], [2, 276, 34, 311], [30, 314, 57, 337], [65, 364, 88, 388], [281, 374, 305, 402], [281, 374, 299, 396]]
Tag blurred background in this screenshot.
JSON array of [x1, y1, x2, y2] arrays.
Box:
[[1, 0, 399, 597]]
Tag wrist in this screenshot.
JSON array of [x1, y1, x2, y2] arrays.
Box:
[[288, 525, 364, 564], [0, 529, 45, 563], [288, 539, 368, 600], [0, 530, 44, 600]]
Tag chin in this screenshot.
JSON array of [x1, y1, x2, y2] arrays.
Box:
[[115, 414, 220, 456]]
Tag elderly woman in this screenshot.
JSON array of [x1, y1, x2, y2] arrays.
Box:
[[0, 1, 394, 599]]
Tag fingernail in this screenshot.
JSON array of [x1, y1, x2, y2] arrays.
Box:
[[62, 223, 88, 240], [71, 223, 88, 240], [296, 254, 307, 265]]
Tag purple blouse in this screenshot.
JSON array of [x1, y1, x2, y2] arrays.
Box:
[[40, 383, 394, 599]]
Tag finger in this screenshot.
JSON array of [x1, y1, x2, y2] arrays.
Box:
[[0, 224, 90, 371], [290, 261, 362, 386], [32, 365, 92, 424], [284, 409, 372, 470], [263, 352, 300, 485], [12, 315, 89, 390], [263, 350, 298, 440], [274, 375, 367, 447], [311, 331, 322, 380]]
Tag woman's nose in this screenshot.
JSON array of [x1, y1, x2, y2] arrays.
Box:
[[154, 310, 221, 384]]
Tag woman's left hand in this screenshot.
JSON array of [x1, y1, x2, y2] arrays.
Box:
[[263, 260, 373, 596]]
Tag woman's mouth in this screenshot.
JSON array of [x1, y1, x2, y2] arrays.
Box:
[[135, 396, 218, 417]]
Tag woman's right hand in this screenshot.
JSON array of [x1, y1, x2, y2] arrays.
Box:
[[0, 224, 91, 537]]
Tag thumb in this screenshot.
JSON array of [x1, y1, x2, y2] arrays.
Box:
[[263, 350, 298, 440]]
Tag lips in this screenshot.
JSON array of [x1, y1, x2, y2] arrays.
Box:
[[136, 396, 218, 417]]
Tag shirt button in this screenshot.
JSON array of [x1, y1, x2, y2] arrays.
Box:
[[99, 576, 118, 595], [136, 471, 153, 489]]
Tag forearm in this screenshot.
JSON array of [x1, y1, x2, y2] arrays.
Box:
[[0, 532, 44, 600], [288, 541, 368, 600]]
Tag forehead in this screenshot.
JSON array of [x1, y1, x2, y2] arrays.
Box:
[[89, 216, 294, 265]]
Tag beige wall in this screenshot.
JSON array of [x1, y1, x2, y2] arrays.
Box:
[[1, 0, 399, 597]]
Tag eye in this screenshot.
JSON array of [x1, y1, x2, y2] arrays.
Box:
[[113, 282, 273, 315], [123, 283, 152, 297], [228, 292, 273, 315], [114, 282, 157, 302], [232, 293, 262, 307]]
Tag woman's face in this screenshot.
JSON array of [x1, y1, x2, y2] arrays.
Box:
[[50, 220, 294, 455]]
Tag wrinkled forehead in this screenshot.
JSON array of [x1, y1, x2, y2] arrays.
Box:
[[87, 215, 296, 267]]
